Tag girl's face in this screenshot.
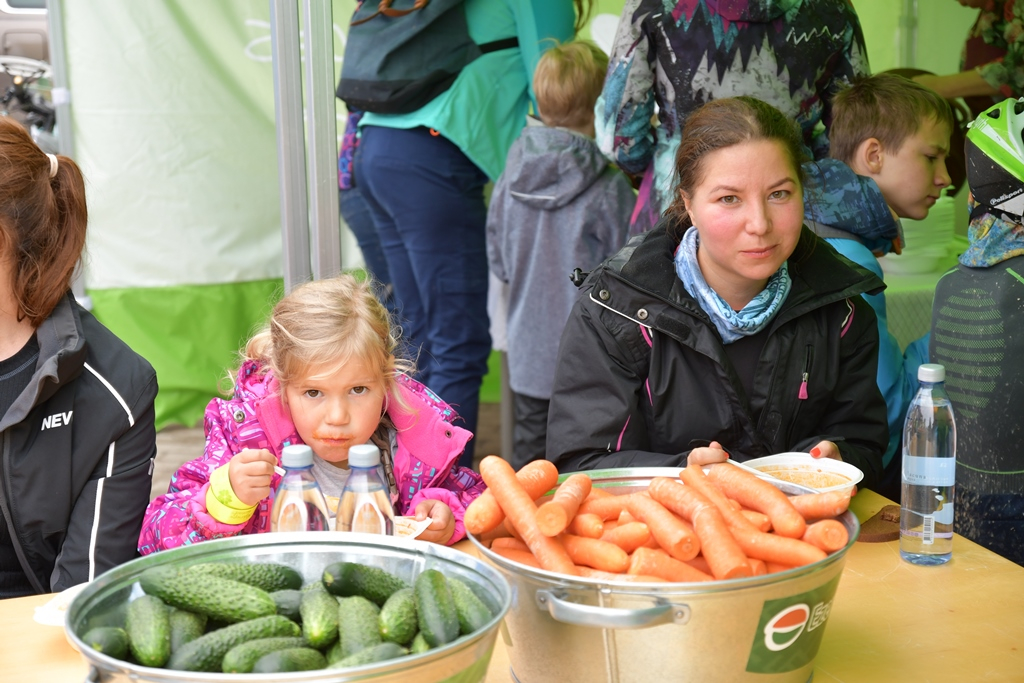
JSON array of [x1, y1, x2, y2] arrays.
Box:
[[681, 139, 804, 310], [282, 355, 387, 468]]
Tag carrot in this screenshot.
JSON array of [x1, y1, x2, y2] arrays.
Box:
[[679, 463, 758, 532], [562, 534, 630, 573], [628, 547, 713, 582], [600, 522, 651, 553], [465, 459, 558, 535], [649, 477, 751, 579], [568, 512, 604, 538], [491, 546, 541, 569], [706, 463, 807, 539], [536, 473, 592, 537], [748, 558, 767, 575], [491, 537, 530, 552], [618, 510, 638, 524], [728, 524, 827, 567], [801, 519, 849, 552], [685, 555, 712, 575], [624, 493, 700, 561], [789, 489, 853, 521], [478, 522, 512, 545], [741, 509, 772, 532], [602, 519, 621, 533], [766, 562, 797, 574], [478, 456, 578, 575], [503, 517, 523, 542], [586, 488, 614, 500], [577, 567, 667, 583], [577, 495, 629, 521]]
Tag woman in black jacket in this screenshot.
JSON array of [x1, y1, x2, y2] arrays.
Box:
[[546, 97, 888, 490], [0, 118, 158, 596]]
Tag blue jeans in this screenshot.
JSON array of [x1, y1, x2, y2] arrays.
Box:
[[356, 125, 491, 466], [339, 181, 394, 313]]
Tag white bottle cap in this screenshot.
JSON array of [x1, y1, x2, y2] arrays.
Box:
[[918, 364, 945, 382], [348, 443, 381, 468], [281, 444, 313, 468]]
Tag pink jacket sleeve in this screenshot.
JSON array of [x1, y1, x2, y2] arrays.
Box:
[[406, 487, 469, 546], [137, 398, 258, 554]]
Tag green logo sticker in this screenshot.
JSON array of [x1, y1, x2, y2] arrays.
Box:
[[745, 574, 842, 674]]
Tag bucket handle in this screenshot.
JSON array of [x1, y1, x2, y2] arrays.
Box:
[[535, 589, 690, 629]]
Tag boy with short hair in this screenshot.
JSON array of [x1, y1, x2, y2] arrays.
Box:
[[803, 73, 954, 497], [486, 40, 635, 469]]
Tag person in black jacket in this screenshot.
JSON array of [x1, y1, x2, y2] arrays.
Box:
[[0, 118, 158, 597], [547, 97, 888, 490]]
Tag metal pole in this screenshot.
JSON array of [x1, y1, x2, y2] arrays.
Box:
[[269, 0, 311, 292], [899, 0, 918, 69], [301, 0, 341, 280]]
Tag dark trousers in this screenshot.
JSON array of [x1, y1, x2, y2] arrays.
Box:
[[356, 125, 491, 467], [512, 392, 549, 472], [339, 182, 394, 314]]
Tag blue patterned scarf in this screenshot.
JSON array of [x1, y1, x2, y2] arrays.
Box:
[[673, 227, 792, 344], [960, 196, 1024, 268]]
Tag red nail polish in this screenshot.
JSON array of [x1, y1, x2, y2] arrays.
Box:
[[810, 447, 821, 458]]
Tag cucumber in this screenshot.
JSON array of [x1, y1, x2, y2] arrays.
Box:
[[140, 565, 276, 623], [221, 636, 307, 673], [328, 641, 407, 669], [81, 626, 129, 661], [409, 632, 431, 654], [270, 589, 304, 622], [414, 569, 459, 647], [251, 647, 328, 673], [447, 577, 493, 635], [378, 587, 417, 645], [187, 561, 303, 592], [169, 608, 207, 653], [337, 595, 382, 659], [326, 639, 344, 665], [166, 614, 300, 672], [125, 594, 171, 667], [322, 561, 408, 606], [300, 586, 339, 649]]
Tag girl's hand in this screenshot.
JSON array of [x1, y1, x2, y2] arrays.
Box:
[[809, 441, 841, 461], [413, 499, 455, 545], [228, 448, 278, 507], [687, 441, 729, 467]]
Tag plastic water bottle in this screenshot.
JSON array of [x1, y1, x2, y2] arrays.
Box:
[[270, 444, 330, 532], [336, 444, 394, 535], [900, 364, 956, 565]]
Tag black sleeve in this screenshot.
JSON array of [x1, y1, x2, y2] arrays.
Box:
[[546, 287, 688, 472]]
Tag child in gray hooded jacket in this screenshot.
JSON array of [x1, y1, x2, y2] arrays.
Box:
[[486, 40, 636, 469]]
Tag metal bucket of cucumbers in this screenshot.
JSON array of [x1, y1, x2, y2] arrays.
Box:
[[469, 467, 860, 683], [65, 531, 511, 682]]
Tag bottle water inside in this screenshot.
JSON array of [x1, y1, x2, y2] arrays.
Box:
[[900, 364, 956, 565], [270, 444, 330, 532], [337, 443, 394, 535]]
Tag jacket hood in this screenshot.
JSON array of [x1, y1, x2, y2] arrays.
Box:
[[704, 0, 799, 22], [505, 126, 611, 210], [802, 159, 900, 253]]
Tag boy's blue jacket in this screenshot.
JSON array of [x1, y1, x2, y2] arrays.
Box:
[[802, 159, 919, 468]]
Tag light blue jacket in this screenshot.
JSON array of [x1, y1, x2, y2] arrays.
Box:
[[360, 0, 575, 181]]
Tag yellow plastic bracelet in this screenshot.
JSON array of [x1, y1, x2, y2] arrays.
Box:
[[206, 463, 257, 525]]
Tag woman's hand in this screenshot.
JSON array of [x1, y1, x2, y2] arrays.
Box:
[[809, 441, 842, 461], [413, 499, 455, 545], [228, 448, 278, 507], [686, 441, 729, 466]]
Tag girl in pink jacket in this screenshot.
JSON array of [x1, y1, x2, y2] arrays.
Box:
[[139, 275, 485, 554]]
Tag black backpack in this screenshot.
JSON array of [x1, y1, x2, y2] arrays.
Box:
[[337, 0, 517, 115]]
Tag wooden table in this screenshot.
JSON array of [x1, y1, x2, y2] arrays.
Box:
[[3, 490, 1022, 682]]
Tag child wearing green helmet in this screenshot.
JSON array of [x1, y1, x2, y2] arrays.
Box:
[[928, 97, 1024, 567]]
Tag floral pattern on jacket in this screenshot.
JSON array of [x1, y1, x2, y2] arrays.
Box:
[[138, 362, 485, 554]]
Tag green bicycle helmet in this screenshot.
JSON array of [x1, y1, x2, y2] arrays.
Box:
[[966, 97, 1024, 221]]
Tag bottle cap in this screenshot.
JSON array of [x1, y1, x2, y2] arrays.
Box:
[[918, 364, 945, 383], [348, 443, 381, 468], [281, 444, 313, 468]]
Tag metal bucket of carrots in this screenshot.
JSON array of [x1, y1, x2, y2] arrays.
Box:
[[467, 463, 860, 683]]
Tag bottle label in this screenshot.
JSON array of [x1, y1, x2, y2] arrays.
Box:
[[902, 455, 955, 486]]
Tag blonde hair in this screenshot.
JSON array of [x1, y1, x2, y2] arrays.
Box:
[[533, 40, 608, 131], [245, 275, 412, 406]]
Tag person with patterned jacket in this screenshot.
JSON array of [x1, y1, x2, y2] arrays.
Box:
[[139, 276, 485, 554], [596, 0, 869, 233]]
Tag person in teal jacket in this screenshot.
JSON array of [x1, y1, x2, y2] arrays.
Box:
[[803, 74, 953, 498], [353, 1, 579, 466]]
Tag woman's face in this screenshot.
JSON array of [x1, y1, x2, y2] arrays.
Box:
[[681, 139, 804, 310]]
